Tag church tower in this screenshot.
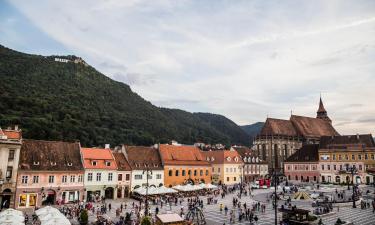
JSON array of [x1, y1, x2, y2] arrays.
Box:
[[316, 97, 331, 123]]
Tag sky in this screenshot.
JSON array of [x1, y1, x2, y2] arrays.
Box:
[[1, 0, 375, 135]]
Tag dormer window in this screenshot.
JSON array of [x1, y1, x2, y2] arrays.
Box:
[[51, 162, 56, 166], [105, 161, 111, 167], [211, 157, 214, 161], [92, 161, 97, 166], [226, 157, 231, 162], [67, 162, 73, 166], [206, 156, 210, 161], [33, 161, 40, 165], [234, 157, 238, 162]]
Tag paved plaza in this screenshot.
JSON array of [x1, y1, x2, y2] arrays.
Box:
[[53, 183, 375, 225]]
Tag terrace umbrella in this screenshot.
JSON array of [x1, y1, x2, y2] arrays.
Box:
[[41, 217, 71, 225], [0, 209, 24, 217], [35, 206, 60, 216], [0, 215, 24, 223]]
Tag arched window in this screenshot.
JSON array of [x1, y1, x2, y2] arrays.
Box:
[[168, 170, 172, 176]]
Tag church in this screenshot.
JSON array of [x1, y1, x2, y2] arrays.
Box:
[[253, 97, 339, 173]]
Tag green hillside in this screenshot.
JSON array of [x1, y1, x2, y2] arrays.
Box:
[[0, 45, 250, 147], [240, 122, 264, 140]]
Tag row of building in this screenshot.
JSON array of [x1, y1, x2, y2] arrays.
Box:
[[0, 128, 267, 210]]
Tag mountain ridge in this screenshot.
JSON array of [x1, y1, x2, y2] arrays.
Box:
[[0, 44, 250, 147]]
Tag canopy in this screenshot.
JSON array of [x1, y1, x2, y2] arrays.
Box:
[[36, 206, 71, 225], [35, 206, 60, 216], [0, 215, 24, 223], [0, 209, 24, 217], [173, 184, 203, 192], [199, 183, 218, 189], [293, 191, 312, 200], [134, 186, 178, 195]]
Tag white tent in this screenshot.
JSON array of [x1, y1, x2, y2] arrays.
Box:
[[173, 184, 203, 192], [199, 183, 218, 189], [134, 186, 178, 195]]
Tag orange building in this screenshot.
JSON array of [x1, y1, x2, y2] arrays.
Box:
[[158, 144, 211, 187]]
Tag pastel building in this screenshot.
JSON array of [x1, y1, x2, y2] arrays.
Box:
[[16, 140, 84, 209], [233, 146, 268, 182], [113, 152, 132, 198], [318, 135, 375, 184], [202, 150, 244, 185], [284, 144, 320, 183], [158, 144, 211, 187], [0, 127, 22, 209], [122, 146, 164, 190], [81, 147, 118, 201]]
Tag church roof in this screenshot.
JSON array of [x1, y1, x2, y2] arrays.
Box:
[[259, 118, 298, 136], [285, 144, 319, 162], [319, 134, 375, 149], [290, 115, 339, 138]]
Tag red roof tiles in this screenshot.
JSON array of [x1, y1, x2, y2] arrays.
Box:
[[202, 150, 243, 164], [81, 148, 117, 170], [159, 144, 210, 166]]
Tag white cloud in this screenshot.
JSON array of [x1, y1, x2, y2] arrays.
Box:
[[7, 0, 375, 134]]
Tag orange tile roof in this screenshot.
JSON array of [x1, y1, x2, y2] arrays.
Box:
[[3, 130, 22, 140], [202, 150, 243, 164], [81, 147, 117, 170], [159, 144, 210, 166]]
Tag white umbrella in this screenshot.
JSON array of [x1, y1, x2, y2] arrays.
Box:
[[39, 213, 65, 221], [42, 217, 71, 225], [0, 217, 24, 225], [0, 215, 24, 222], [0, 209, 24, 217], [36, 206, 59, 216]]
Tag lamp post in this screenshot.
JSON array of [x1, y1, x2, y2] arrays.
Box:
[[143, 162, 153, 216], [239, 164, 244, 198], [347, 165, 357, 208]]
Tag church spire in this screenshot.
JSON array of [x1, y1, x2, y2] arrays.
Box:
[[316, 96, 331, 123]]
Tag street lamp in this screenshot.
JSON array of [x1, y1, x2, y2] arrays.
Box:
[[238, 164, 244, 198], [346, 165, 358, 208], [143, 162, 153, 216]]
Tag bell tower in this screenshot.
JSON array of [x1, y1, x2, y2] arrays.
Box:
[[316, 97, 331, 123]]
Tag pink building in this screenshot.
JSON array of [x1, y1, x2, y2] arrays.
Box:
[[284, 144, 320, 183], [113, 152, 132, 198], [15, 140, 84, 209]]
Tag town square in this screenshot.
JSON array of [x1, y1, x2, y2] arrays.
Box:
[[1, 0, 375, 225]]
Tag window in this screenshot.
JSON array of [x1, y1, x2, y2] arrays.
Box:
[[359, 165, 363, 171], [6, 166, 12, 179], [358, 154, 362, 160], [33, 176, 39, 183], [327, 165, 331, 170], [118, 174, 123, 181], [156, 174, 162, 179], [339, 155, 342, 160], [62, 175, 67, 183], [108, 173, 113, 181], [182, 170, 186, 176], [218, 168, 220, 172], [365, 154, 368, 160], [135, 175, 142, 180], [105, 161, 111, 167], [188, 170, 191, 175], [234, 177, 236, 181], [8, 149, 15, 160], [352, 154, 355, 160], [78, 175, 83, 182], [321, 165, 325, 170], [168, 170, 172, 176], [332, 154, 336, 160], [92, 161, 97, 166], [200, 170, 203, 176], [226, 177, 229, 182], [147, 174, 152, 179], [88, 173, 93, 181], [21, 176, 28, 184], [345, 155, 349, 160], [49, 175, 54, 183], [205, 169, 208, 176], [70, 175, 75, 183], [194, 170, 197, 176], [339, 165, 343, 170], [126, 174, 130, 181], [226, 168, 229, 173], [371, 154, 374, 160], [175, 170, 179, 176], [333, 165, 336, 170], [233, 168, 236, 173], [96, 173, 101, 182], [67, 162, 73, 166]]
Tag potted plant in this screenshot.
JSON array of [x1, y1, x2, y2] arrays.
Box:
[[141, 216, 152, 225], [79, 209, 89, 225]]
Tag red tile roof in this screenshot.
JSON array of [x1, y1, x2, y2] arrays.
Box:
[[113, 152, 132, 171], [124, 146, 163, 170], [260, 118, 298, 136], [202, 150, 243, 164], [290, 115, 339, 138], [81, 148, 117, 170], [3, 130, 22, 140], [159, 144, 210, 166]]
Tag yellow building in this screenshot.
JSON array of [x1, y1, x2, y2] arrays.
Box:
[[202, 150, 244, 185]]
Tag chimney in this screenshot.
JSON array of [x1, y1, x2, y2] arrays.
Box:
[[14, 125, 19, 131], [356, 134, 360, 140], [105, 144, 110, 149]]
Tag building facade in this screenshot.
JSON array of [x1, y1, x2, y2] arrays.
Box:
[[232, 146, 268, 182], [122, 146, 164, 190], [318, 135, 375, 184], [0, 127, 22, 209], [16, 140, 84, 209], [81, 147, 118, 201], [284, 144, 320, 183], [202, 150, 243, 185], [254, 98, 339, 173], [113, 152, 132, 198], [159, 144, 211, 187]]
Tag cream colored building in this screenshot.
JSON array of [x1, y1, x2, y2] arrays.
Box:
[[202, 150, 244, 185]]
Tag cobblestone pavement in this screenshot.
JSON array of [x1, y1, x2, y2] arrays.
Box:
[[28, 184, 375, 225]]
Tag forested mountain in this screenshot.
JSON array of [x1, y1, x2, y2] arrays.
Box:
[[240, 122, 264, 140], [0, 45, 250, 147]]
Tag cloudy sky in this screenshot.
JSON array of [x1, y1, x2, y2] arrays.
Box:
[[1, 0, 374, 134]]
